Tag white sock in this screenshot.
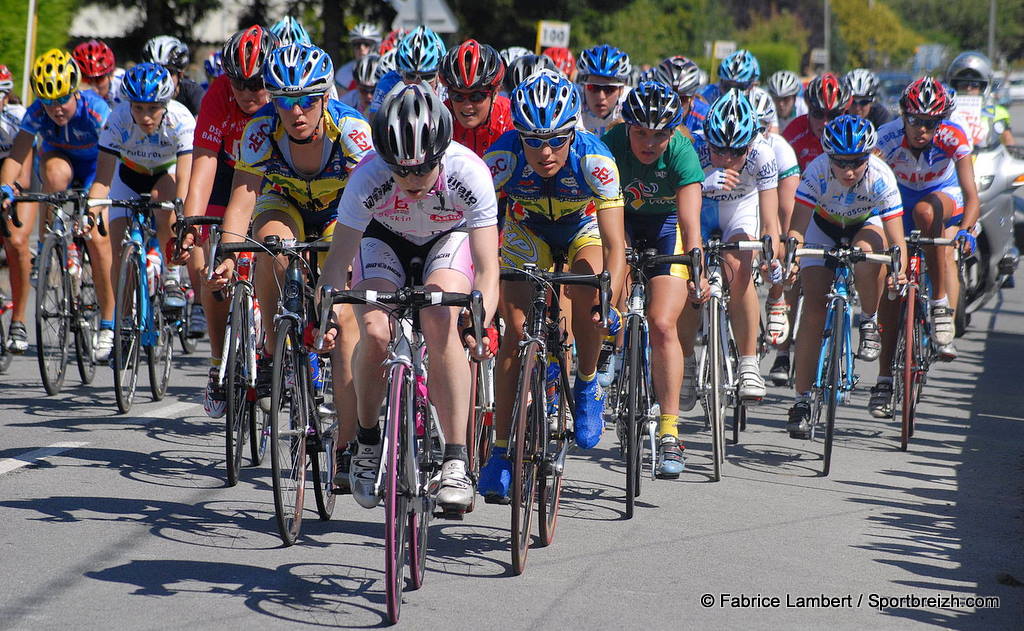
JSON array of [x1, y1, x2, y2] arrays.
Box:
[[739, 355, 758, 371], [933, 296, 949, 308]]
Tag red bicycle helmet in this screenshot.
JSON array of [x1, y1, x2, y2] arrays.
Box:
[[222, 25, 278, 81], [542, 46, 576, 80], [900, 77, 954, 117], [805, 72, 852, 115], [439, 39, 505, 92], [72, 40, 116, 79], [379, 28, 409, 55], [0, 65, 13, 93]]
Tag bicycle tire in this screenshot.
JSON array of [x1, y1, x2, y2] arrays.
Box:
[[146, 301, 173, 401], [510, 347, 540, 575], [538, 346, 569, 546], [822, 299, 845, 476], [896, 287, 916, 451], [409, 388, 437, 591], [708, 297, 725, 482], [113, 245, 143, 414], [73, 241, 98, 385], [384, 361, 410, 623], [179, 287, 198, 354], [0, 294, 11, 374], [35, 236, 69, 395], [269, 319, 306, 546], [224, 289, 251, 486], [311, 357, 337, 521], [623, 315, 641, 519], [249, 405, 269, 466]]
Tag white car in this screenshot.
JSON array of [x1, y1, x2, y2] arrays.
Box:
[[1005, 74, 1024, 102]]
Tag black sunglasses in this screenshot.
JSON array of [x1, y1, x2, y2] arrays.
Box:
[[388, 159, 440, 178], [450, 90, 491, 103], [809, 107, 841, 121], [231, 77, 265, 92], [853, 97, 874, 107], [709, 144, 747, 158], [904, 114, 942, 130], [829, 154, 870, 169]]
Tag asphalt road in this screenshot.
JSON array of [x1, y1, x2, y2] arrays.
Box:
[[0, 107, 1023, 631]]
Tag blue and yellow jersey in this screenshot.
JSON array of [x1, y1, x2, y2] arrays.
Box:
[[484, 129, 623, 228], [236, 100, 372, 213]]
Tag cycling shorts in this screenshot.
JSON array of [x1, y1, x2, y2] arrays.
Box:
[[252, 192, 337, 242], [40, 146, 97, 190], [108, 163, 175, 221], [624, 212, 689, 279], [800, 213, 883, 268], [501, 216, 601, 271], [209, 159, 234, 208], [700, 195, 760, 242], [899, 184, 964, 234], [352, 220, 473, 288]]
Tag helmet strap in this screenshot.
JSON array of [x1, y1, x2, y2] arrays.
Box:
[[287, 104, 326, 145]]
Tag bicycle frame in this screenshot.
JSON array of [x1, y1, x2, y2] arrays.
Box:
[[123, 207, 161, 348], [813, 263, 855, 413]]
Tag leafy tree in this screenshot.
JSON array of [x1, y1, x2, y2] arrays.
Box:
[[832, 0, 922, 69], [0, 0, 80, 98], [889, 0, 1024, 62], [736, 7, 809, 55]]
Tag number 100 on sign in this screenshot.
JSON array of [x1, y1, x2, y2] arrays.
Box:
[[537, 21, 570, 50]]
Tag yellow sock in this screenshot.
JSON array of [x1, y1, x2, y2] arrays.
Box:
[[578, 371, 597, 383], [658, 414, 679, 438], [210, 357, 222, 368], [495, 439, 509, 449]]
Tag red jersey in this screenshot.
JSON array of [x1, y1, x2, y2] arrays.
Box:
[[193, 75, 256, 167], [447, 95, 514, 158], [782, 114, 823, 171]]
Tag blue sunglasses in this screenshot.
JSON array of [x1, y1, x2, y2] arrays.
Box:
[[273, 94, 321, 111], [39, 93, 75, 107], [520, 131, 574, 150]]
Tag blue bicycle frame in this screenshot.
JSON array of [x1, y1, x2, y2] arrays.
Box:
[[124, 207, 161, 348], [813, 263, 856, 408]]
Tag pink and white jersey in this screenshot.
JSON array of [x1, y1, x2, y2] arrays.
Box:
[[876, 118, 971, 193], [336, 141, 498, 246]]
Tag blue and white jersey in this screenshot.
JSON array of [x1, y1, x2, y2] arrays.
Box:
[[99, 99, 195, 174], [0, 103, 27, 158], [795, 153, 903, 226]]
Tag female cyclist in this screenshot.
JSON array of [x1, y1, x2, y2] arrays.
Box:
[[439, 40, 513, 157], [576, 45, 632, 136]]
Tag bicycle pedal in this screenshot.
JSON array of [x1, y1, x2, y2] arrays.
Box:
[[433, 506, 466, 520], [483, 494, 511, 506]]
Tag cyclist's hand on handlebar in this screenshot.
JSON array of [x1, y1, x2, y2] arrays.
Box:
[[955, 229, 977, 256], [462, 325, 498, 361], [687, 276, 710, 304], [208, 256, 234, 291], [760, 258, 784, 285], [168, 230, 195, 265], [0, 184, 15, 209], [304, 320, 339, 353], [786, 262, 801, 286], [592, 305, 621, 334]]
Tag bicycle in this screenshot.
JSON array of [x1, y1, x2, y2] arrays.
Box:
[[786, 237, 900, 475], [466, 349, 495, 514], [5, 191, 105, 394], [695, 233, 772, 481], [317, 280, 485, 624], [0, 289, 13, 374], [499, 262, 610, 575], [891, 230, 965, 451], [612, 245, 700, 518]]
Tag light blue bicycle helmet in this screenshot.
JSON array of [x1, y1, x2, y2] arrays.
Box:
[[511, 69, 581, 134], [204, 51, 224, 81], [395, 25, 445, 75], [577, 45, 631, 83], [621, 81, 682, 129], [703, 89, 758, 148], [718, 49, 759, 88], [821, 114, 877, 156], [271, 16, 312, 46], [120, 62, 175, 103], [263, 44, 333, 96]]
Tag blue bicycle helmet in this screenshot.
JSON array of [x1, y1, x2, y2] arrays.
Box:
[[511, 69, 580, 135], [577, 45, 631, 83], [821, 114, 877, 156], [395, 25, 445, 75], [120, 62, 175, 103], [270, 16, 312, 46], [718, 49, 759, 88], [264, 44, 333, 97], [204, 51, 224, 81], [621, 81, 682, 130], [703, 89, 758, 148]]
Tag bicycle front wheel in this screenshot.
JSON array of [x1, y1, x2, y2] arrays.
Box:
[[224, 288, 252, 486], [269, 318, 307, 546], [538, 346, 569, 546], [384, 361, 411, 623], [310, 356, 337, 521], [179, 284, 198, 354], [74, 241, 98, 385], [146, 302, 173, 401], [35, 237, 70, 395], [0, 293, 11, 374], [113, 245, 143, 414], [622, 316, 642, 519], [894, 288, 916, 451], [822, 300, 846, 476], [706, 297, 726, 481], [510, 348, 541, 575]]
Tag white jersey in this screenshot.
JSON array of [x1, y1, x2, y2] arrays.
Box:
[[0, 103, 27, 159], [335, 59, 357, 93], [698, 134, 778, 205], [99, 99, 195, 174], [337, 141, 498, 245], [795, 153, 903, 226], [764, 132, 799, 179]]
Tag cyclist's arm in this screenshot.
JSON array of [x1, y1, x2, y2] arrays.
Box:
[[778, 173, 799, 236], [220, 169, 261, 245], [954, 156, 980, 231], [1001, 129, 1015, 146], [0, 131, 33, 189], [758, 187, 781, 259], [675, 182, 703, 254], [597, 205, 627, 306], [468, 224, 499, 327], [86, 152, 117, 217], [174, 152, 192, 202], [788, 201, 813, 242], [320, 222, 362, 293], [182, 147, 219, 218], [881, 212, 908, 274]]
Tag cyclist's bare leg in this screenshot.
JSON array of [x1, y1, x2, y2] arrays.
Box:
[[943, 223, 962, 313], [493, 280, 531, 443], [189, 241, 228, 355], [648, 275, 686, 417], [39, 152, 72, 233], [252, 210, 298, 350], [568, 244, 603, 375], [84, 205, 114, 322], [420, 267, 472, 445], [722, 244, 757, 356], [351, 277, 398, 430], [793, 267, 832, 393], [911, 192, 956, 301], [877, 292, 900, 379], [333, 302, 359, 445], [678, 298, 699, 357], [4, 162, 35, 323], [152, 174, 177, 257], [852, 226, 886, 318]]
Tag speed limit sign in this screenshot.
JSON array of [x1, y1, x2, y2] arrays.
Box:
[[536, 20, 570, 51]]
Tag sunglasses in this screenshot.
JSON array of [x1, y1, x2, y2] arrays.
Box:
[[389, 160, 439, 178], [39, 93, 74, 107], [520, 131, 574, 150], [829, 154, 870, 169], [720, 80, 753, 91], [451, 90, 491, 103], [809, 107, 841, 121], [231, 77, 265, 92], [954, 80, 984, 90], [584, 83, 622, 95], [402, 71, 437, 83], [358, 85, 376, 96], [853, 97, 874, 106], [904, 115, 942, 130], [709, 144, 747, 158], [273, 94, 321, 111]]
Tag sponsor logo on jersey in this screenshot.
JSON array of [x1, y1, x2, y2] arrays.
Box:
[[363, 178, 395, 210], [347, 128, 371, 152], [447, 175, 478, 206]]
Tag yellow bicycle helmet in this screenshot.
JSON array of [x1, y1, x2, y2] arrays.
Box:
[[31, 49, 80, 100]]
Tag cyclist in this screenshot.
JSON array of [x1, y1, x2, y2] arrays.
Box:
[[502, 54, 558, 97], [438, 40, 513, 158], [576, 45, 632, 136], [73, 40, 122, 107], [874, 77, 978, 378], [203, 51, 224, 89], [946, 51, 1015, 147], [0, 66, 30, 353], [316, 84, 500, 512], [340, 53, 380, 115], [648, 56, 708, 141], [844, 68, 893, 129], [500, 46, 532, 67], [479, 69, 626, 501], [174, 25, 276, 418], [269, 15, 312, 46], [335, 23, 381, 94], [767, 70, 806, 132], [679, 90, 780, 404], [785, 115, 907, 437], [369, 25, 446, 116], [783, 73, 853, 170], [379, 28, 410, 55], [542, 46, 577, 81], [601, 80, 705, 477], [208, 43, 371, 442], [701, 49, 760, 104], [142, 36, 205, 115], [89, 62, 195, 351], [0, 50, 112, 356]]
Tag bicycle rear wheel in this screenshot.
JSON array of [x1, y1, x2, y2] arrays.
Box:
[[74, 241, 98, 385], [538, 347, 569, 546], [384, 362, 410, 623], [147, 302, 173, 401], [622, 317, 642, 519], [310, 357, 337, 521], [224, 290, 252, 486], [113, 245, 143, 414], [510, 347, 540, 575], [35, 237, 70, 395], [822, 300, 846, 476], [0, 293, 11, 374], [269, 319, 306, 546], [179, 284, 198, 354], [706, 297, 726, 481]]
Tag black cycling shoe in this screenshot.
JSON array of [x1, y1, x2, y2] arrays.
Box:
[[787, 401, 811, 439], [768, 354, 790, 386]]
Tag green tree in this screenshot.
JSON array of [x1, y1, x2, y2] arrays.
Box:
[[736, 7, 809, 55], [0, 0, 80, 97], [889, 0, 1024, 61], [832, 0, 921, 69]]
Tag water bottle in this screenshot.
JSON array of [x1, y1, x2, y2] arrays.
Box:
[[597, 337, 616, 387], [66, 242, 81, 279], [414, 374, 429, 437], [146, 246, 162, 296], [545, 353, 560, 415], [236, 254, 252, 280], [309, 353, 324, 391]]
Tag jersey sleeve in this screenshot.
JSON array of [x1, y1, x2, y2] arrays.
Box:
[[580, 138, 623, 210], [483, 130, 519, 191], [333, 156, 379, 233], [451, 150, 498, 229], [334, 108, 374, 166], [874, 164, 904, 221], [934, 121, 972, 161], [794, 158, 824, 208], [751, 140, 779, 191], [19, 103, 45, 135], [98, 105, 128, 155], [193, 76, 230, 153], [668, 134, 705, 188], [171, 103, 196, 155], [236, 115, 275, 176]]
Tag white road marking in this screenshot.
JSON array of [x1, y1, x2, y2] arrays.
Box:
[[141, 400, 201, 425], [977, 412, 1024, 422], [0, 442, 90, 475]]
